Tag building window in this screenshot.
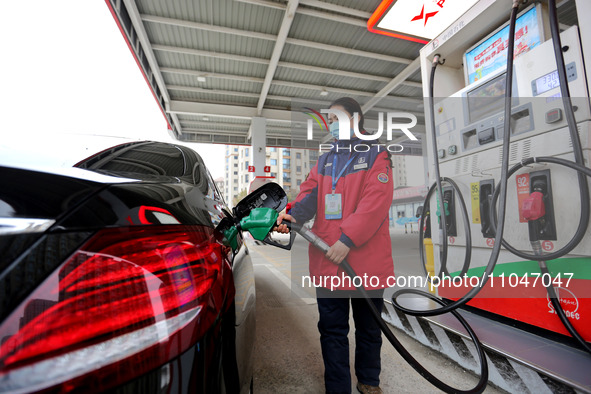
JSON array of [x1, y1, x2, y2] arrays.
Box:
[[234, 147, 238, 152], [297, 180, 302, 186], [270, 147, 277, 152], [283, 158, 290, 165], [270, 172, 276, 177], [245, 148, 249, 156], [296, 152, 301, 159], [245, 161, 249, 169], [234, 171, 238, 175], [270, 159, 277, 165], [283, 149, 290, 156], [234, 163, 238, 167], [234, 187, 238, 191], [283, 174, 291, 183], [245, 174, 249, 182], [296, 166, 302, 173]]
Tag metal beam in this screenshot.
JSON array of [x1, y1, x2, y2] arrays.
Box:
[[168, 100, 293, 121], [401, 81, 422, 89], [141, 14, 277, 41], [142, 14, 413, 65], [120, 0, 182, 134], [167, 85, 262, 99], [152, 44, 269, 65], [235, 0, 369, 27], [362, 57, 422, 113], [234, 0, 286, 10], [166, 85, 422, 109], [278, 61, 390, 83], [182, 121, 251, 129], [160, 67, 264, 84], [256, 0, 299, 114], [297, 7, 366, 27], [162, 68, 421, 104], [286, 38, 412, 65], [299, 0, 371, 19], [183, 129, 248, 136], [154, 44, 419, 87]]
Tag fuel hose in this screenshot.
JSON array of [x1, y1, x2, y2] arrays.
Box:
[[393, 0, 521, 317], [489, 0, 590, 262], [290, 222, 489, 394], [486, 0, 591, 353], [488, 155, 591, 354]]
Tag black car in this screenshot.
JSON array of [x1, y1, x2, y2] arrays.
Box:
[[0, 141, 255, 393]]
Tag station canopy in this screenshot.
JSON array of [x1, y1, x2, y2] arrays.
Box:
[[106, 0, 428, 154]]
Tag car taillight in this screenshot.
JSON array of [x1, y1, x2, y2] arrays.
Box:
[[0, 225, 233, 392]]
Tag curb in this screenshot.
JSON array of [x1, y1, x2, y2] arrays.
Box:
[[382, 303, 588, 394]]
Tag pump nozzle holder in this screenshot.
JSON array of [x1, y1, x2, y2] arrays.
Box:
[[522, 191, 546, 221]]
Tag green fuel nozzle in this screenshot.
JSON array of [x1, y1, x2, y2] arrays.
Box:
[[222, 207, 280, 251], [239, 207, 279, 241]]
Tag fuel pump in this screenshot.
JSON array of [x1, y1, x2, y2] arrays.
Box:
[[415, 0, 591, 348]]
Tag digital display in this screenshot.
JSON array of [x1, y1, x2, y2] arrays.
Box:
[[467, 73, 506, 124], [465, 5, 542, 84], [534, 70, 560, 95]]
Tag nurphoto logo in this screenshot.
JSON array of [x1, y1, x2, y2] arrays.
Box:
[[304, 108, 419, 153]]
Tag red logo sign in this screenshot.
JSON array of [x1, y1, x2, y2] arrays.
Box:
[[264, 166, 271, 173], [486, 238, 495, 248], [411, 5, 439, 26], [448, 236, 455, 244], [248, 166, 255, 172]]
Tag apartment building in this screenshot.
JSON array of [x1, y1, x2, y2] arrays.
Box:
[[224, 145, 318, 206]]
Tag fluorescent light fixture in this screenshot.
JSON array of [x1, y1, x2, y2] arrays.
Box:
[[197, 76, 206, 82], [368, 0, 479, 43]]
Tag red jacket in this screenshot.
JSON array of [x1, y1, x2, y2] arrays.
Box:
[[291, 138, 394, 290]]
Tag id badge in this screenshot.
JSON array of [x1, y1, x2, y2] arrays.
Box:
[[325, 193, 342, 220]]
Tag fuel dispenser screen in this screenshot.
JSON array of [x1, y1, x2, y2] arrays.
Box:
[[466, 73, 506, 124], [464, 5, 543, 84]]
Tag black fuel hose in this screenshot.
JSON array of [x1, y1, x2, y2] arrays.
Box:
[[392, 1, 520, 317], [533, 240, 591, 354], [488, 0, 590, 262], [427, 54, 450, 277], [489, 155, 591, 354], [290, 222, 489, 394], [418, 177, 472, 279], [486, 0, 591, 354]]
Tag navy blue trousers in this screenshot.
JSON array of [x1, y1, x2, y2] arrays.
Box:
[[316, 287, 384, 394]]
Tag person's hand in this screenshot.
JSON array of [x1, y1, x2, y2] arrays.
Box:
[[274, 213, 295, 233], [326, 240, 350, 265]]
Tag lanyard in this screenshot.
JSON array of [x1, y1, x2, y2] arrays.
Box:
[[331, 153, 355, 193]]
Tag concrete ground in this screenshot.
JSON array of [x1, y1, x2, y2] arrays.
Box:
[[250, 228, 505, 393]]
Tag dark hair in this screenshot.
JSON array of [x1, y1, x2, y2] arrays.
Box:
[[330, 97, 364, 131]]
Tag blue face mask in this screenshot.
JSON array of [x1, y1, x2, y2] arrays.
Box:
[[329, 122, 353, 139]]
